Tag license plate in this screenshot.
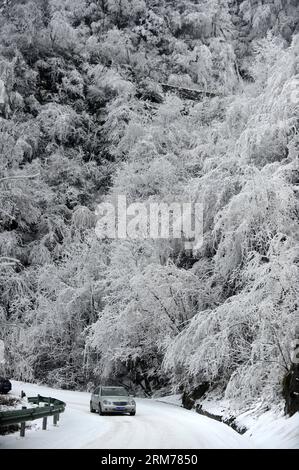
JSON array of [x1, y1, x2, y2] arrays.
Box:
[[115, 406, 125, 411]]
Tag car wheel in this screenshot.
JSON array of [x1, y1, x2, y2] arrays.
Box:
[[90, 401, 95, 413], [98, 404, 105, 416], [130, 411, 136, 416]]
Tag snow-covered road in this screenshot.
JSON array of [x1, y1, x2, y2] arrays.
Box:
[[0, 381, 252, 449]]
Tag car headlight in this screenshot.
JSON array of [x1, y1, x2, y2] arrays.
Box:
[[129, 399, 135, 405], [103, 400, 111, 405]]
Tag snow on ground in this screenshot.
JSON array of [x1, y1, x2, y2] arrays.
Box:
[[0, 396, 22, 412], [243, 409, 299, 449], [155, 394, 182, 407], [154, 395, 299, 449], [0, 381, 252, 449], [196, 398, 299, 449], [1, 382, 297, 449]]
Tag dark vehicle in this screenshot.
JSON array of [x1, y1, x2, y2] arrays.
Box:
[[0, 377, 12, 394]]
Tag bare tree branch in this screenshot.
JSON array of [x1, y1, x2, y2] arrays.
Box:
[[0, 173, 40, 183], [0, 256, 22, 265]]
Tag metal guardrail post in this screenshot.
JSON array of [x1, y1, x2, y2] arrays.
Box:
[[20, 406, 26, 437], [42, 416, 47, 430]]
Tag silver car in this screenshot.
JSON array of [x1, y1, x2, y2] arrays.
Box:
[[90, 386, 136, 416]]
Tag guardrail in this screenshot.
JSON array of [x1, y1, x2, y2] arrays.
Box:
[[0, 394, 66, 436]]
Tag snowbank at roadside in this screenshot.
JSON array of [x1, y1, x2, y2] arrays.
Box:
[[242, 408, 299, 449], [154, 394, 182, 407], [155, 394, 299, 449]]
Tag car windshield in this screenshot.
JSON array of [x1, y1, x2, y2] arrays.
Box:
[[101, 387, 128, 397]]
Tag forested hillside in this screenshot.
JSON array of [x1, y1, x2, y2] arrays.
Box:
[[0, 0, 298, 412]]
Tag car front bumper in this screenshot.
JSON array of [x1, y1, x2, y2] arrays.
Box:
[[102, 405, 136, 413]]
